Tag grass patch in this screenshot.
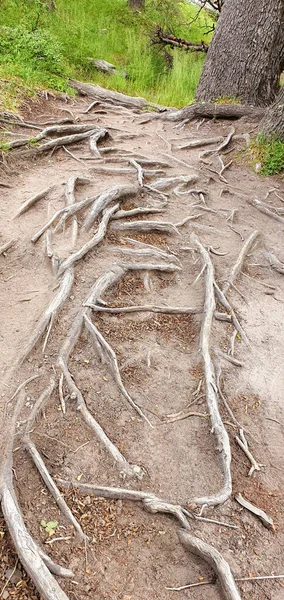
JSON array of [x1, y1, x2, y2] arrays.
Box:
[[250, 135, 284, 176], [0, 0, 214, 110]]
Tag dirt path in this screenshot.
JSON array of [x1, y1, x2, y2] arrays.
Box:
[[0, 95, 284, 600]]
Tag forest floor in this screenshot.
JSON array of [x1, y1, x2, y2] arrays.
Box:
[[0, 94, 284, 600]]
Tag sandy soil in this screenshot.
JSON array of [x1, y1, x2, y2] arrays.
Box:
[[0, 94, 284, 600]]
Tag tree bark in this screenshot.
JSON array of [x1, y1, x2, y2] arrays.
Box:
[[259, 86, 284, 141], [128, 0, 145, 10], [196, 0, 284, 106]]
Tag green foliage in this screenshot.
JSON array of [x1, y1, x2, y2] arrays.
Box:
[[0, 0, 214, 109], [252, 135, 284, 176]]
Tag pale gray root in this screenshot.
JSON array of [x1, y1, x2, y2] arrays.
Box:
[[8, 123, 96, 150], [112, 206, 166, 219], [14, 186, 53, 218], [89, 127, 109, 157], [175, 214, 203, 228], [161, 153, 198, 171], [57, 204, 118, 276], [83, 184, 138, 231], [111, 219, 180, 236], [222, 231, 260, 295], [215, 348, 243, 367], [86, 304, 200, 315], [129, 158, 144, 186], [84, 314, 152, 427], [214, 312, 232, 323], [121, 237, 180, 264], [58, 354, 142, 478], [57, 479, 190, 528], [0, 238, 17, 256], [32, 193, 99, 242], [176, 136, 223, 150], [58, 373, 66, 414], [215, 366, 245, 431], [0, 396, 73, 600], [199, 127, 235, 159], [178, 529, 242, 600], [64, 175, 90, 246], [57, 267, 143, 478], [23, 436, 88, 541], [235, 493, 274, 530], [21, 268, 74, 362], [213, 282, 249, 345], [264, 250, 284, 274], [246, 198, 284, 224], [22, 380, 87, 540], [45, 229, 60, 275], [25, 128, 102, 155], [69, 79, 163, 111], [235, 429, 264, 477], [150, 175, 198, 190], [121, 262, 181, 273], [189, 233, 232, 507]]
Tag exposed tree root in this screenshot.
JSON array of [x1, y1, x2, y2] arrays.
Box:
[[64, 176, 90, 246], [176, 136, 224, 150], [83, 184, 138, 231], [89, 127, 109, 156], [235, 429, 264, 477], [222, 231, 260, 295], [189, 233, 232, 506], [264, 250, 284, 274], [111, 219, 180, 235], [21, 267, 74, 361], [156, 102, 265, 123], [246, 198, 284, 224], [0, 238, 17, 256], [178, 529, 242, 600], [112, 206, 166, 219], [235, 493, 274, 530], [57, 204, 118, 275], [86, 303, 200, 315], [14, 186, 53, 218], [69, 79, 163, 111]]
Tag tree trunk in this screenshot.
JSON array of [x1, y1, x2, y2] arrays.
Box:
[[196, 0, 284, 106], [259, 86, 284, 141], [128, 0, 145, 10]]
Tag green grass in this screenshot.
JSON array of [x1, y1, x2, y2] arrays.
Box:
[[250, 135, 284, 176], [0, 0, 214, 110]]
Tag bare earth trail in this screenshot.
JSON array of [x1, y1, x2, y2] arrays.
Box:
[[0, 95, 284, 600]]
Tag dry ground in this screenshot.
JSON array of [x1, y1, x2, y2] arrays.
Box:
[[0, 94, 284, 600]]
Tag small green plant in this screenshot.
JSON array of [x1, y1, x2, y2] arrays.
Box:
[[251, 135, 284, 175]]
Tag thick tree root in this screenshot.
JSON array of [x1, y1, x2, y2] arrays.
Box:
[[222, 230, 260, 295], [21, 267, 74, 361], [178, 529, 242, 600], [156, 102, 265, 123], [189, 233, 232, 506], [83, 184, 138, 231]]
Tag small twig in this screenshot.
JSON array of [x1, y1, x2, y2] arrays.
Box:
[[0, 559, 19, 598], [58, 373, 66, 415], [235, 429, 264, 477]]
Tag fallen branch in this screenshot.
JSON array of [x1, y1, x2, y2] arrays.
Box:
[[223, 231, 260, 295], [178, 529, 241, 600], [57, 204, 118, 275], [235, 493, 274, 530], [83, 184, 138, 231], [189, 233, 232, 506], [69, 79, 162, 111], [86, 303, 200, 315]]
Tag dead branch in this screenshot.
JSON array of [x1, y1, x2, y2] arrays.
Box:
[[57, 204, 118, 276], [21, 268, 74, 361], [178, 529, 242, 600], [69, 79, 162, 111], [83, 184, 138, 231], [264, 250, 284, 274], [167, 573, 284, 591], [0, 239, 17, 256], [14, 186, 53, 218], [111, 219, 180, 235], [222, 231, 260, 295], [235, 493, 274, 530], [235, 429, 264, 476], [189, 233, 232, 506]]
